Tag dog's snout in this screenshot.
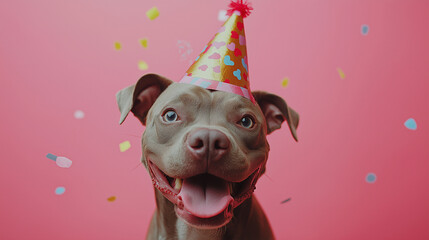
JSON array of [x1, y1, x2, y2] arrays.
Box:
[[187, 128, 230, 161], [211, 130, 230, 150]]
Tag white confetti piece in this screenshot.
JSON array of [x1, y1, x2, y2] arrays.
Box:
[[74, 110, 85, 119], [218, 10, 228, 22], [177, 40, 193, 62], [46, 153, 72, 168], [56, 157, 72, 168]]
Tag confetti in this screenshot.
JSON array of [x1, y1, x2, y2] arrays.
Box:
[[404, 118, 417, 130], [138, 61, 149, 71], [107, 196, 117, 202], [366, 173, 377, 183], [46, 153, 72, 168], [361, 24, 369, 35], [177, 40, 193, 63], [281, 198, 291, 204], [337, 68, 345, 79], [140, 38, 148, 48], [46, 153, 57, 161], [281, 78, 289, 88], [55, 186, 66, 195], [119, 141, 131, 152], [56, 157, 72, 168], [74, 110, 85, 119], [146, 7, 159, 20], [218, 10, 228, 22], [114, 42, 121, 50]]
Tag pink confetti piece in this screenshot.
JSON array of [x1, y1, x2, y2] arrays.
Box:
[[56, 157, 72, 168]]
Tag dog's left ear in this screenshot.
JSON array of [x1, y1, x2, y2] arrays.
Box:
[[116, 74, 173, 125], [252, 91, 299, 141]]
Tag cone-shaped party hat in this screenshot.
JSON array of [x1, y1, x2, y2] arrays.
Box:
[[179, 0, 255, 103]]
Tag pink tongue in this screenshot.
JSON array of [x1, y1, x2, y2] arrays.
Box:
[[178, 175, 233, 218]]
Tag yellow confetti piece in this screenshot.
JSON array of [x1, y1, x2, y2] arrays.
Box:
[[146, 7, 159, 20], [337, 68, 345, 79], [119, 141, 131, 152], [138, 61, 149, 71], [281, 78, 289, 88], [114, 42, 121, 50], [140, 38, 148, 48], [107, 196, 116, 202]]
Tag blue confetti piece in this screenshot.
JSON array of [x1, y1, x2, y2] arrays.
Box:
[[55, 186, 66, 195], [361, 24, 369, 35], [46, 153, 57, 161], [366, 173, 377, 183], [281, 198, 291, 204], [404, 118, 417, 130]]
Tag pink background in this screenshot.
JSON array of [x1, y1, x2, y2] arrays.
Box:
[[1, 0, 428, 239]]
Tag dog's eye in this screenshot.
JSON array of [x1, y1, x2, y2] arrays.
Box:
[[239, 115, 255, 129], [162, 110, 179, 122]]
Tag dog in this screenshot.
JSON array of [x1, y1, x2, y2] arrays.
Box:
[[116, 73, 299, 240]]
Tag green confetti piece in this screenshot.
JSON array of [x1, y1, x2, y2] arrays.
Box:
[[146, 7, 159, 20], [138, 61, 149, 71], [114, 42, 121, 50], [281, 78, 289, 87], [337, 68, 345, 79], [119, 141, 131, 152], [140, 38, 148, 48]]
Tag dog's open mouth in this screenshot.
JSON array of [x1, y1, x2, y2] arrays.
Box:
[[148, 160, 260, 228]]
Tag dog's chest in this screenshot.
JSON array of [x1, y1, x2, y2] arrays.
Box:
[[175, 218, 223, 240]]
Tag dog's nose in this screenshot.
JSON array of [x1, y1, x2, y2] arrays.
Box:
[[187, 128, 230, 161]]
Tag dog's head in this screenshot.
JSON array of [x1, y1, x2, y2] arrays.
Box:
[[117, 74, 299, 229]]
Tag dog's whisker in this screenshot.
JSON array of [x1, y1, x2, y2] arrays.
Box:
[[263, 173, 274, 182], [129, 162, 143, 172], [123, 133, 141, 139]]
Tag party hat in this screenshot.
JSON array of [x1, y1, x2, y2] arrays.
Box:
[[179, 0, 255, 103]]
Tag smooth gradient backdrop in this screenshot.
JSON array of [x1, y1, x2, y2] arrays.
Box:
[[1, 0, 428, 239]]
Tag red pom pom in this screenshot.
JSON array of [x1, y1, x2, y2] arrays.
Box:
[[227, 0, 253, 18]]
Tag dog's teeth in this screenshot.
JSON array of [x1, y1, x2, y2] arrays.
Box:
[[174, 178, 182, 190], [228, 183, 234, 195]]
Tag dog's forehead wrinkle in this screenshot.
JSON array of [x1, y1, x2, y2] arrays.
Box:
[[178, 93, 200, 107], [213, 92, 256, 112], [164, 84, 213, 109]]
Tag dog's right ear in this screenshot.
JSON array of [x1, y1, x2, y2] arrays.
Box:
[[116, 73, 173, 125], [252, 91, 299, 141]]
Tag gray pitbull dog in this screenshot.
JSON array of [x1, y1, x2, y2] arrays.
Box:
[[116, 74, 299, 240]]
